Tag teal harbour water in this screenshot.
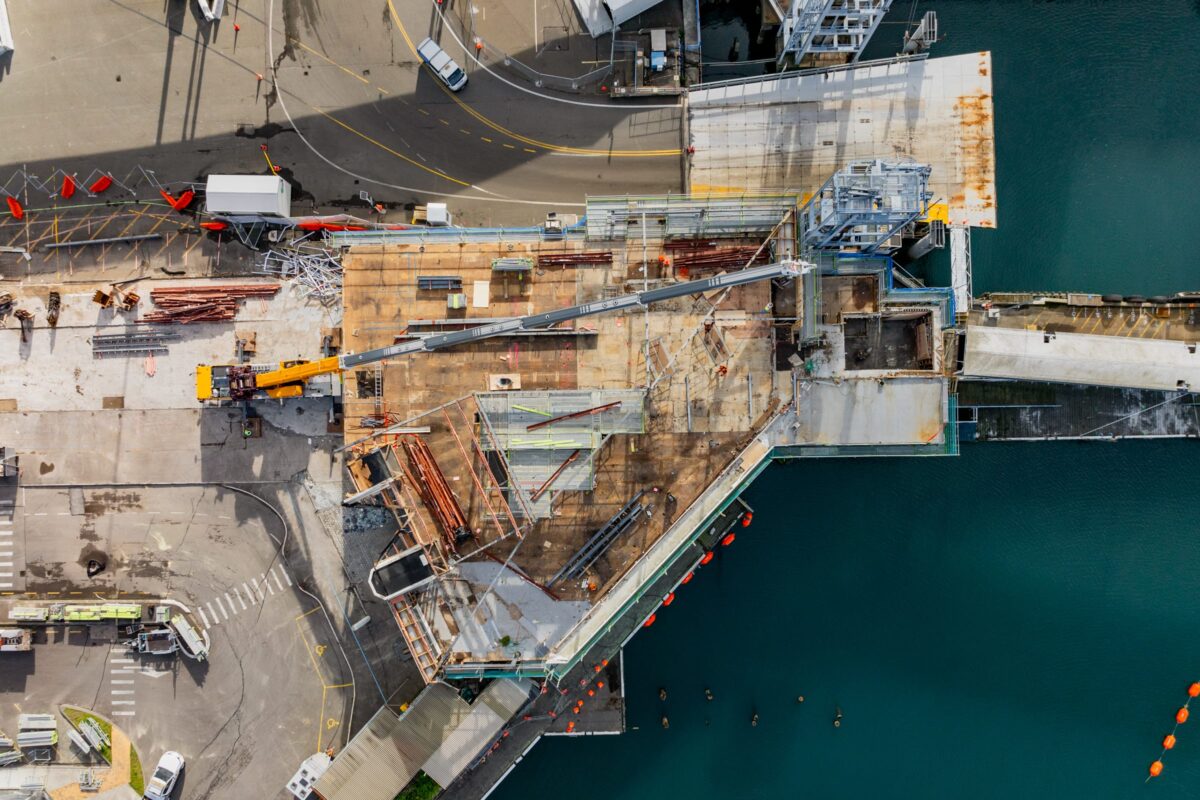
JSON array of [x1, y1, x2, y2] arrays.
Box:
[[494, 3, 1200, 798]]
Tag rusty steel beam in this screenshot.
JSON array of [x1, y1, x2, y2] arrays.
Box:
[[525, 401, 621, 432], [529, 449, 582, 502]]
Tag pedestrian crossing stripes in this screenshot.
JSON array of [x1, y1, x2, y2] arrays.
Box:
[[109, 651, 136, 718], [196, 563, 294, 628]]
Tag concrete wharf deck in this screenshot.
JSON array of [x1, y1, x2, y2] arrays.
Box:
[[687, 52, 996, 229]]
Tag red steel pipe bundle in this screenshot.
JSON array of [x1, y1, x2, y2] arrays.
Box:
[[536, 251, 613, 267], [668, 246, 770, 271], [400, 435, 470, 553], [143, 284, 279, 323]]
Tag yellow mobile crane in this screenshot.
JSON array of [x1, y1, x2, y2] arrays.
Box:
[[195, 261, 805, 404]]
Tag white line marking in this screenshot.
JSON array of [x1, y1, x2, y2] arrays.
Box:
[[272, 569, 284, 592], [224, 592, 239, 615], [111, 680, 135, 685], [234, 588, 247, 611], [0, 573, 14, 578], [110, 669, 134, 674], [0, 563, 13, 568], [111, 690, 135, 695], [218, 515, 232, 520], [204, 603, 219, 625], [278, 564, 293, 586], [0, 584, 12, 589], [261, 576, 275, 596], [112, 711, 136, 716], [243, 581, 259, 603], [215, 595, 229, 620], [0, 531, 11, 536], [111, 658, 135, 664], [31, 512, 46, 517], [56, 512, 69, 516], [198, 606, 211, 628]]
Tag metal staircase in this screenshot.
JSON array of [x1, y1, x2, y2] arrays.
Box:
[[392, 595, 441, 683]]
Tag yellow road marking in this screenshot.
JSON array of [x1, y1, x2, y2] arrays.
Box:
[[295, 606, 321, 621], [297, 619, 327, 685], [480, 136, 492, 143], [523, 148, 537, 153], [314, 109, 470, 187], [418, 108, 430, 116], [325, 683, 353, 689], [289, 37, 370, 85], [460, 129, 471, 135], [385, 0, 679, 157], [502, 143, 515, 149], [184, 233, 205, 257], [439, 119, 450, 126]]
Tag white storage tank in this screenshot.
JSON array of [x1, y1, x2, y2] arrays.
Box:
[[205, 174, 292, 218]]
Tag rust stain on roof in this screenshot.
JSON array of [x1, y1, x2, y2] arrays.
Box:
[[952, 86, 997, 229]]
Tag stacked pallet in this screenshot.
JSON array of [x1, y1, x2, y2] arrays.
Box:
[[143, 284, 279, 323]]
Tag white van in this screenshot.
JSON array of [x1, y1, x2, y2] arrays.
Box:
[[417, 37, 468, 92]]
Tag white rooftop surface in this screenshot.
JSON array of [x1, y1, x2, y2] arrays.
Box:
[[422, 679, 532, 787], [963, 325, 1200, 392], [688, 52, 997, 228], [450, 562, 591, 660], [781, 377, 947, 446], [571, 0, 664, 38]]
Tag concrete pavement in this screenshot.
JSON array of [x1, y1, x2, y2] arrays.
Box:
[[0, 0, 683, 227]]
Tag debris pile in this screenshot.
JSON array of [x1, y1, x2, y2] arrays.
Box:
[[143, 284, 279, 323], [257, 248, 343, 303]]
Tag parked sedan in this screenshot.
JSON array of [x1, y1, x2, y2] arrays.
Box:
[[144, 751, 185, 800]]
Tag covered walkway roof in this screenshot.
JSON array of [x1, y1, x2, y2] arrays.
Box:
[[962, 326, 1200, 392]]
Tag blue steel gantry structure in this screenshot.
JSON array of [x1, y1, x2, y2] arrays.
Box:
[[778, 0, 894, 67], [799, 160, 933, 254]]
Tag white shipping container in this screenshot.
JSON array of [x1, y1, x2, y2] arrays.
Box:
[[205, 174, 292, 218]]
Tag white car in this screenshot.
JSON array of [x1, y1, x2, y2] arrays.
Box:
[[144, 751, 185, 800]]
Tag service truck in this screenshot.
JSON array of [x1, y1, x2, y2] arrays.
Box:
[[417, 37, 468, 92]]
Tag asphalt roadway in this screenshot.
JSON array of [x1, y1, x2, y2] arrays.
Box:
[[0, 484, 353, 799], [0, 0, 684, 226]]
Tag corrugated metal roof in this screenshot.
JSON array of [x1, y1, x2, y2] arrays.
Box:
[[314, 684, 470, 800], [963, 326, 1200, 392], [423, 679, 534, 787]]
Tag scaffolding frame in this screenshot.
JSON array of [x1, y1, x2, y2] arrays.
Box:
[[799, 160, 933, 254], [779, 0, 893, 67]]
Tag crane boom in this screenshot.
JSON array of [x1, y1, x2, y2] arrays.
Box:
[[197, 260, 806, 402]]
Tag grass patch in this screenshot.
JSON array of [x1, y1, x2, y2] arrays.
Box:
[[61, 707, 112, 762], [129, 744, 144, 795], [395, 770, 442, 800]]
